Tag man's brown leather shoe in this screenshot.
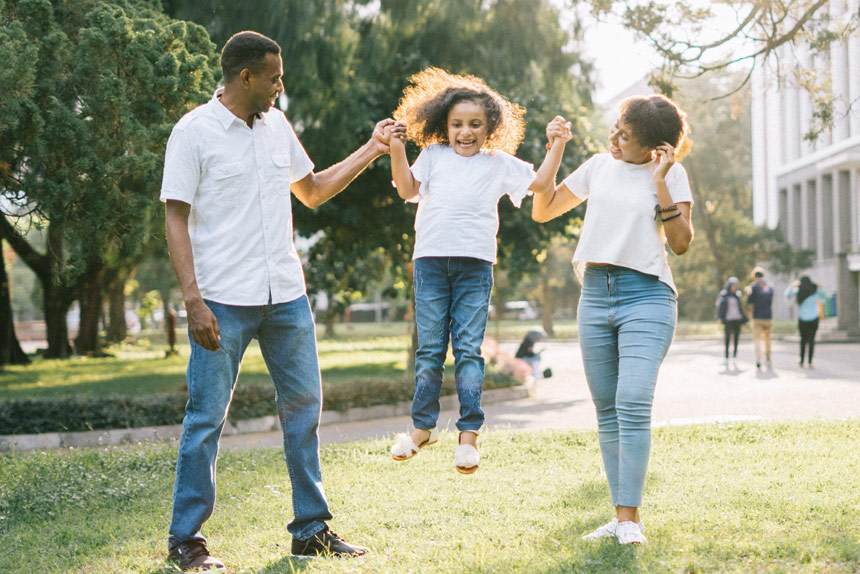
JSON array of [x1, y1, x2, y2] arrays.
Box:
[[167, 540, 226, 572], [291, 528, 369, 557]]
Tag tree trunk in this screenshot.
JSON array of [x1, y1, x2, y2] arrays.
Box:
[[41, 224, 73, 359], [106, 275, 127, 343], [74, 257, 106, 356], [42, 282, 72, 358], [0, 244, 30, 366], [540, 272, 555, 337]]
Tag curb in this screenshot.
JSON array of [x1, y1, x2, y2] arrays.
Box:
[[0, 385, 531, 453]]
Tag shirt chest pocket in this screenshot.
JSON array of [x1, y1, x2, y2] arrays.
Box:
[[271, 154, 292, 195], [206, 161, 246, 205]]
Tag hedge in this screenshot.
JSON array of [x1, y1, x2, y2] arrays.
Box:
[[0, 372, 517, 435]]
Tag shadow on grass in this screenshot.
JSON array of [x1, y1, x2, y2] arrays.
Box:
[[254, 555, 312, 573]]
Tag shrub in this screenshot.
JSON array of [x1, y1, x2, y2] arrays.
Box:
[[0, 372, 518, 435]]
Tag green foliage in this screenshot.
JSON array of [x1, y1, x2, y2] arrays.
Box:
[[2, 421, 860, 572], [1, 0, 220, 354]]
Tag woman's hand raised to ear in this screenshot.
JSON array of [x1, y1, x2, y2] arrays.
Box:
[[652, 143, 675, 181]]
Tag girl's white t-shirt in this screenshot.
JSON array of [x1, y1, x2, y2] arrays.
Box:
[[561, 153, 693, 294], [407, 144, 536, 263]]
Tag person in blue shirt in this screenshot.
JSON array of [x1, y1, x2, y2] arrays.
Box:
[[745, 267, 774, 370], [784, 275, 827, 368]]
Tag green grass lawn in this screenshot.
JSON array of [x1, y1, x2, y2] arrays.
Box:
[[1, 420, 858, 573]]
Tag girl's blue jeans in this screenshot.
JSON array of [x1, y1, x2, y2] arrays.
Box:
[[578, 265, 676, 508], [412, 257, 493, 433], [168, 295, 332, 549]]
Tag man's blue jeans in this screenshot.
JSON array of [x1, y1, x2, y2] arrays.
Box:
[[577, 265, 676, 508], [412, 257, 493, 433], [168, 295, 331, 549]]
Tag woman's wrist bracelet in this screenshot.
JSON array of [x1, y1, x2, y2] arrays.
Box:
[[659, 204, 678, 213], [661, 212, 682, 223]]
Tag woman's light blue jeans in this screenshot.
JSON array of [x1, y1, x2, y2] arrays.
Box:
[[168, 295, 332, 549], [412, 257, 493, 433], [578, 265, 676, 508]]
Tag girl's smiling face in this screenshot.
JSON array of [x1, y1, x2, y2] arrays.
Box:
[[447, 100, 488, 157], [608, 118, 653, 164]]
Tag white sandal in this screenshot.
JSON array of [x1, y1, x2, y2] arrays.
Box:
[[391, 428, 438, 461], [454, 431, 480, 474]]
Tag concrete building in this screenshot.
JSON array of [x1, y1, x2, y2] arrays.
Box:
[[750, 0, 860, 335]]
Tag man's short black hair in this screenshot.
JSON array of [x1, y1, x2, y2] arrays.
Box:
[[221, 31, 280, 83]]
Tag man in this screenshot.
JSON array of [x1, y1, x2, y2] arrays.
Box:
[[161, 31, 404, 571], [746, 266, 774, 370]]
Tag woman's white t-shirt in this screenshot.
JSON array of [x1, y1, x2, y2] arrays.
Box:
[[561, 153, 693, 294], [407, 144, 536, 263]]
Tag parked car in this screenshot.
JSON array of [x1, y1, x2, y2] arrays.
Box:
[[504, 300, 538, 320]]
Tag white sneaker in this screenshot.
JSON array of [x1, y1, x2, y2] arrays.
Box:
[[616, 520, 647, 545], [582, 518, 645, 541]]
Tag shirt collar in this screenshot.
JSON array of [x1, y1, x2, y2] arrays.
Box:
[[210, 88, 267, 129]]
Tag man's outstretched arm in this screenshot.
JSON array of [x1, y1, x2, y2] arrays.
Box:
[[291, 118, 405, 209]]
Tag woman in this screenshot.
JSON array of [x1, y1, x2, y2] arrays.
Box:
[[532, 94, 693, 545], [716, 277, 748, 368], [784, 275, 826, 368]]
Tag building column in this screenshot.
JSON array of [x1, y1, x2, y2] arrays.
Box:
[[849, 0, 860, 138], [830, 0, 850, 142], [751, 66, 770, 227], [837, 252, 860, 336]]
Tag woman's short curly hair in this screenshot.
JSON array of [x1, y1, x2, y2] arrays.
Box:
[[393, 67, 526, 154], [618, 95, 692, 159]]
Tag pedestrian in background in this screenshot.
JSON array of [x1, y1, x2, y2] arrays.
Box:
[[716, 277, 747, 369], [745, 266, 774, 370], [784, 275, 827, 368]]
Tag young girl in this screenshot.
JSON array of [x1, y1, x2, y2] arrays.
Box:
[[385, 67, 570, 474], [532, 95, 694, 544]]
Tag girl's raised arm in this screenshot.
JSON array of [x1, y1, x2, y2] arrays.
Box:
[[532, 116, 583, 222], [388, 127, 421, 200]]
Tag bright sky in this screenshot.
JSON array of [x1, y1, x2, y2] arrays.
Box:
[[584, 21, 654, 103], [576, 3, 752, 103]]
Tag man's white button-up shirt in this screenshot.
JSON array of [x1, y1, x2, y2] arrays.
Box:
[[160, 94, 314, 306]]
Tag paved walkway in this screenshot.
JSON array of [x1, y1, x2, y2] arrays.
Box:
[[221, 337, 860, 450]]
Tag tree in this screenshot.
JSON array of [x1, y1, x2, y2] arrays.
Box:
[[669, 74, 813, 320], [0, 0, 219, 357], [579, 0, 859, 138]]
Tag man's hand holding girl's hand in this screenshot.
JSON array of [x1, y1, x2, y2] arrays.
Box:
[[373, 119, 407, 154]]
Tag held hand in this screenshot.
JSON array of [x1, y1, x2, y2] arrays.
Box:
[[652, 143, 675, 180], [372, 119, 407, 154], [186, 299, 221, 352], [545, 116, 573, 149]]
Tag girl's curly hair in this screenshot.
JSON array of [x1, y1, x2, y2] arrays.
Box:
[[393, 67, 526, 154], [619, 94, 692, 160]]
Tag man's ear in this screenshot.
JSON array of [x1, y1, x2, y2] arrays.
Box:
[[239, 68, 251, 87]]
